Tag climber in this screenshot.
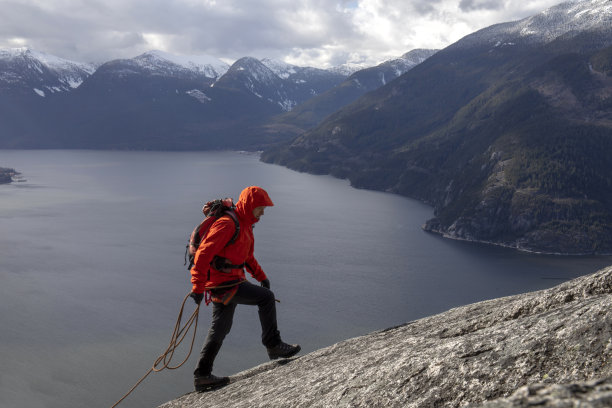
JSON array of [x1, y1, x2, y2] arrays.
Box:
[[189, 186, 301, 391]]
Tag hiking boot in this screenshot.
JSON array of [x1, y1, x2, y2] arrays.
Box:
[[194, 374, 230, 392], [267, 341, 301, 360]]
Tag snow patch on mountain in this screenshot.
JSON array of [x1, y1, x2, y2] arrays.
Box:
[[381, 49, 438, 77], [134, 50, 229, 79], [329, 62, 370, 76], [260, 58, 297, 79], [342, 48, 437, 89], [329, 49, 435, 78], [400, 49, 438, 67], [223, 57, 300, 110], [186, 89, 212, 103], [27, 49, 95, 76]]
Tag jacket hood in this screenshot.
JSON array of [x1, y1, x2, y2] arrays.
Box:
[[235, 186, 274, 224]]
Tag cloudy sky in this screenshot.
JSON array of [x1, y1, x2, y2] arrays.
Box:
[[0, 0, 571, 67]]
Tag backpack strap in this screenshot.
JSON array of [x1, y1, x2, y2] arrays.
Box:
[[224, 210, 240, 245]]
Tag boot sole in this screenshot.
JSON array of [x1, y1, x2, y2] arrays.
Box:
[[268, 345, 301, 360], [195, 378, 230, 392]]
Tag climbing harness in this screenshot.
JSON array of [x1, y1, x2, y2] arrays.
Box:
[[109, 293, 201, 408]]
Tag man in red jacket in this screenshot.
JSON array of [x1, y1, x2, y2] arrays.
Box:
[[190, 186, 301, 391]]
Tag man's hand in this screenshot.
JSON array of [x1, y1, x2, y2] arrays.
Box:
[[190, 292, 204, 305], [260, 279, 270, 289]]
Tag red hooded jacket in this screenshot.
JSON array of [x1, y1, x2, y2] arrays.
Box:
[[190, 186, 274, 294]]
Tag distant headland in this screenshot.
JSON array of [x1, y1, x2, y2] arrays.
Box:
[[0, 167, 20, 184]]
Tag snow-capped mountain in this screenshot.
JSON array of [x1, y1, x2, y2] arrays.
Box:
[[273, 48, 438, 130], [261, 58, 370, 77], [0, 48, 95, 96], [91, 50, 229, 82], [4, 0, 612, 161], [384, 49, 438, 79], [215, 57, 299, 111], [261, 0, 612, 255], [132, 50, 229, 79], [261, 58, 348, 84], [261, 58, 349, 106], [354, 48, 438, 87], [226, 57, 280, 88], [0, 49, 351, 149], [216, 57, 347, 111], [456, 0, 612, 49]]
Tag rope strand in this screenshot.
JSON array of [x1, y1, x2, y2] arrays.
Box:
[[110, 293, 200, 408]]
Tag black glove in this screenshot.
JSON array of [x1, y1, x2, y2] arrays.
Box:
[[190, 292, 204, 305], [260, 279, 270, 289]]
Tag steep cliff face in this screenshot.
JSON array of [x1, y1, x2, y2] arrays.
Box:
[[160, 265, 612, 408]]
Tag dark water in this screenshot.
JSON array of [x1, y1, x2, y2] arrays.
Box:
[[0, 150, 609, 408]]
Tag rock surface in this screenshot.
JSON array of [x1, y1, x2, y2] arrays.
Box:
[[472, 377, 612, 407], [160, 266, 612, 408]]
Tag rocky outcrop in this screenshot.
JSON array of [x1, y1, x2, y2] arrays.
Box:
[[160, 266, 612, 408], [0, 167, 17, 184]]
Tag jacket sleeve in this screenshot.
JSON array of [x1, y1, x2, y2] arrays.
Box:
[[190, 217, 236, 293], [244, 237, 267, 282]]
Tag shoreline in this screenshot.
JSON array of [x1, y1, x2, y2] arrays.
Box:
[[422, 225, 612, 257], [260, 155, 612, 258]]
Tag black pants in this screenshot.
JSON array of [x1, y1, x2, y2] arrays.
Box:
[[195, 281, 281, 376]]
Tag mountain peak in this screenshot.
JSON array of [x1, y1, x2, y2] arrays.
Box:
[[0, 47, 95, 93], [228, 56, 280, 85], [134, 50, 229, 78], [372, 49, 438, 79], [455, 0, 612, 49], [0, 47, 95, 74], [400, 48, 439, 64]]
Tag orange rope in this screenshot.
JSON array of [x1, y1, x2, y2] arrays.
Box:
[[110, 293, 200, 408]]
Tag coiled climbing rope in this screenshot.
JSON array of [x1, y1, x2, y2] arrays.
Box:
[[110, 293, 200, 408], [109, 281, 275, 407]]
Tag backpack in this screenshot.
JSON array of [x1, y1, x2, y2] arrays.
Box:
[[184, 198, 240, 270]]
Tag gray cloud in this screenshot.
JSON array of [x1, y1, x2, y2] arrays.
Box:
[[459, 0, 505, 12], [411, 0, 446, 16], [0, 0, 564, 68]]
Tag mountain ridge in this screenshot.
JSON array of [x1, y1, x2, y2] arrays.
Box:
[[0, 48, 94, 95], [2, 47, 430, 149], [453, 0, 612, 50], [266, 48, 438, 132], [261, 0, 612, 255]]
